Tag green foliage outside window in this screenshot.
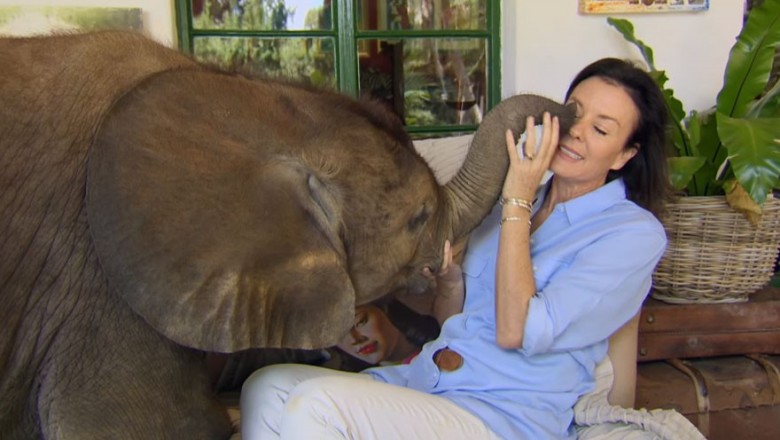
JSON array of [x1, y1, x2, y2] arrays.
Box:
[[176, 0, 501, 138]]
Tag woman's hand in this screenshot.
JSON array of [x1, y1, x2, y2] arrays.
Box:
[[436, 240, 462, 292], [430, 240, 465, 326], [502, 112, 560, 202]]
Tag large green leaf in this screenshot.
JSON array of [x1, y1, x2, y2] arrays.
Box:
[[663, 86, 687, 128], [717, 0, 780, 118], [668, 156, 706, 190], [607, 18, 656, 68], [687, 110, 724, 196], [717, 113, 780, 205], [747, 74, 780, 118]]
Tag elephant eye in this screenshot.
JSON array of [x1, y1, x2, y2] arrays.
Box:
[[408, 206, 430, 231]]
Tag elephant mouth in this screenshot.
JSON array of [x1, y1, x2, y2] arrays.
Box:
[[406, 271, 433, 295]]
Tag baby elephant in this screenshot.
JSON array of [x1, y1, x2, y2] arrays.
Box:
[[0, 30, 573, 439]]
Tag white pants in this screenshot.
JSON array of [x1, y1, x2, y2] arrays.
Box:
[[240, 364, 501, 439]]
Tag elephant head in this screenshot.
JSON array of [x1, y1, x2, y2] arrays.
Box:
[[76, 34, 575, 355], [86, 68, 434, 353]]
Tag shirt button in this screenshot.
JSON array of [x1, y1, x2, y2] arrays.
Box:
[[533, 265, 538, 272]]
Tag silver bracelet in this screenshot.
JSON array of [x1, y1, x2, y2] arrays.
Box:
[[499, 197, 533, 213], [500, 216, 531, 227]]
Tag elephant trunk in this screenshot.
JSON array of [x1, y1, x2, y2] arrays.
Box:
[[442, 94, 575, 242]]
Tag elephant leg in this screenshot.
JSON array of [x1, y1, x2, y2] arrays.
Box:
[[37, 296, 233, 440], [0, 377, 41, 439], [211, 348, 330, 393]]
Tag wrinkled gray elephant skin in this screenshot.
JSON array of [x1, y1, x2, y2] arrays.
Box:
[[0, 31, 574, 439]]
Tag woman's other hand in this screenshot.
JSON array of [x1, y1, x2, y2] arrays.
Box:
[[431, 240, 465, 326]]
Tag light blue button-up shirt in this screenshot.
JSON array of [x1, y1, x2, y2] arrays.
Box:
[[367, 178, 667, 439]]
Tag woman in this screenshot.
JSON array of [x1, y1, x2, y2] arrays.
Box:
[[335, 299, 441, 368], [240, 57, 671, 439]]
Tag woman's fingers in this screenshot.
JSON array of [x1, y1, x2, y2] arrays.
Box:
[[538, 113, 559, 165], [540, 112, 551, 158], [440, 240, 452, 272], [505, 129, 517, 164], [524, 115, 537, 160]]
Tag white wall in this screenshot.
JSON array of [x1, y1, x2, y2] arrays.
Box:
[[0, 0, 176, 45], [503, 1, 745, 112]]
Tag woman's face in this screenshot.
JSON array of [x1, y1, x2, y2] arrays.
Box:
[[336, 304, 401, 365], [552, 76, 640, 190]]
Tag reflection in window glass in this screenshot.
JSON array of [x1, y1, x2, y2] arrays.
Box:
[[357, 0, 486, 31], [194, 36, 336, 89], [191, 0, 331, 31], [359, 38, 486, 127]]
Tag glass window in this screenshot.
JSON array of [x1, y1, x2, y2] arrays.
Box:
[[190, 0, 331, 31], [194, 36, 336, 88], [356, 0, 486, 31], [359, 38, 486, 127], [176, 0, 500, 138]]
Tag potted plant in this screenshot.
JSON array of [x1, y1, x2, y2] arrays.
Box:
[[608, 0, 780, 303]]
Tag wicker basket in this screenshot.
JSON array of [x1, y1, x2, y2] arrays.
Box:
[[652, 195, 780, 304]]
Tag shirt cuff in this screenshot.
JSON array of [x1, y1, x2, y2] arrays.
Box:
[[521, 294, 553, 355]]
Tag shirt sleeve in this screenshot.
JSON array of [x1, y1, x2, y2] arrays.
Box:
[[521, 220, 667, 355]]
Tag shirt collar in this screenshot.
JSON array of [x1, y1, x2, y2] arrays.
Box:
[[536, 178, 628, 224]]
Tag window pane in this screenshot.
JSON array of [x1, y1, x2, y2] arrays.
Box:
[[359, 38, 486, 127], [191, 0, 332, 31], [357, 0, 486, 31], [193, 36, 337, 88]]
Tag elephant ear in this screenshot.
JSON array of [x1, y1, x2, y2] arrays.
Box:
[[86, 69, 354, 352]]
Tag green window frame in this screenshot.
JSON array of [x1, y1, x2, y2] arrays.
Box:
[[175, 0, 501, 137]]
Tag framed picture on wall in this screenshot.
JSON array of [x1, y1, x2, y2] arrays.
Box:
[[579, 0, 709, 14], [0, 6, 142, 37]]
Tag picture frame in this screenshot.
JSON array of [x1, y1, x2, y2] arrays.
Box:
[[579, 0, 709, 15]]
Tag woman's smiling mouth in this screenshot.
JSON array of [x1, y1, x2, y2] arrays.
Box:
[[558, 145, 583, 160]]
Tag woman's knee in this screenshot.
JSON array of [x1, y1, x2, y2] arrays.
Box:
[[243, 364, 288, 391], [241, 364, 308, 414], [241, 365, 280, 405], [279, 376, 366, 438], [242, 364, 354, 409], [241, 364, 328, 439]]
